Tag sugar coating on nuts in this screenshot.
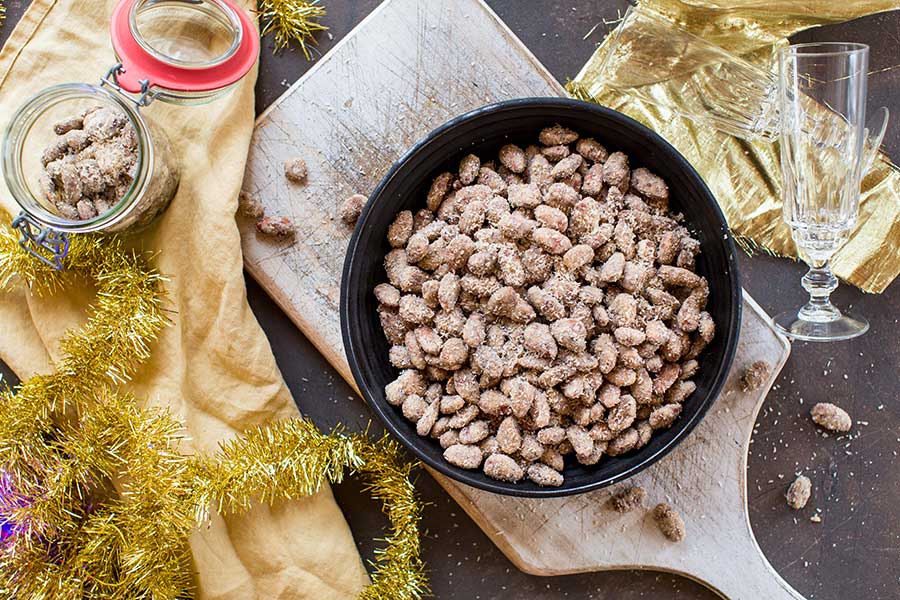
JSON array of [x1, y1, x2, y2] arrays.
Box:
[[539, 124, 578, 146], [631, 167, 668, 202], [652, 503, 685, 542], [499, 144, 527, 174], [238, 191, 265, 219], [459, 154, 481, 185], [256, 216, 296, 238], [483, 453, 524, 482], [740, 360, 771, 392], [374, 283, 400, 307], [786, 475, 811, 510], [810, 402, 852, 433], [576, 138, 608, 163], [527, 463, 563, 486], [339, 193, 367, 224], [40, 106, 141, 221], [376, 126, 713, 486], [444, 444, 483, 469], [284, 158, 308, 183]]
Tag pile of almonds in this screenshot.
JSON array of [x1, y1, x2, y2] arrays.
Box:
[[40, 106, 138, 220], [375, 125, 715, 486]]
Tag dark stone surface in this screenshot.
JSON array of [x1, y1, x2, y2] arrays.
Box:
[[2, 2, 899, 598]]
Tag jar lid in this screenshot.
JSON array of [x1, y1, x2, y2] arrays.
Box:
[[110, 0, 259, 104]]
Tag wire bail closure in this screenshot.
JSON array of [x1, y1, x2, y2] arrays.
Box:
[[12, 212, 70, 271], [101, 63, 159, 108]]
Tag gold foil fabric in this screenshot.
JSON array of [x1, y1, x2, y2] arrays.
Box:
[[569, 0, 900, 293]]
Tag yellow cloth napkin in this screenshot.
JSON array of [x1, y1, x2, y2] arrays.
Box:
[[0, 1, 369, 598]]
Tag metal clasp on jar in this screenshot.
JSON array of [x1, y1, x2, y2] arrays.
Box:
[[100, 63, 160, 108], [11, 213, 70, 270]]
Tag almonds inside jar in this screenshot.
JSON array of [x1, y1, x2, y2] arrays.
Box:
[[35, 103, 179, 232], [40, 106, 139, 221], [376, 125, 715, 486]]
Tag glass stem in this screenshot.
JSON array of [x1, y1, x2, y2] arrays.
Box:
[[798, 259, 841, 323]]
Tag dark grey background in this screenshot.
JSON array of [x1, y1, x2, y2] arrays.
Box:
[[2, 2, 899, 598]]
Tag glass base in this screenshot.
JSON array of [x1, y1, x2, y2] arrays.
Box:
[[773, 309, 869, 342]]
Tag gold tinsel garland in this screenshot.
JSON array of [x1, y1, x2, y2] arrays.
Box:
[[0, 213, 428, 599], [258, 0, 328, 58]]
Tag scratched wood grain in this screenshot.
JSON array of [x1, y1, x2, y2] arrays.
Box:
[[238, 0, 801, 598]]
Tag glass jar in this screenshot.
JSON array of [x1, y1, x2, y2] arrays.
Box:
[[4, 83, 180, 237], [2, 0, 258, 269]]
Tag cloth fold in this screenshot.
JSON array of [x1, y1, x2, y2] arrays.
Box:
[[0, 1, 369, 598]]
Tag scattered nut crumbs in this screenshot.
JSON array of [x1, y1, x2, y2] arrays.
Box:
[[607, 486, 646, 512], [652, 503, 685, 542], [256, 216, 296, 238], [786, 475, 811, 510], [339, 193, 368, 225], [809, 514, 822, 523], [284, 157, 308, 183], [238, 191, 265, 219], [740, 360, 771, 392], [377, 124, 715, 486], [810, 402, 852, 433]]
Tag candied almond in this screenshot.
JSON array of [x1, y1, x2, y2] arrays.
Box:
[[459, 154, 481, 185], [483, 453, 524, 482], [740, 360, 771, 392], [339, 193, 367, 224], [539, 124, 579, 146], [238, 191, 265, 219], [527, 463, 563, 487], [284, 158, 308, 183], [602, 152, 629, 188], [499, 144, 527, 174], [576, 138, 608, 163], [256, 216, 296, 237], [786, 475, 812, 510], [810, 402, 852, 433], [444, 444, 483, 469], [652, 503, 685, 542]]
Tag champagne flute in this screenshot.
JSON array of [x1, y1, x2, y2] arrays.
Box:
[[774, 43, 888, 341]]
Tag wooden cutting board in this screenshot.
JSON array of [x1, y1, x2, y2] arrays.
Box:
[[238, 0, 801, 597]]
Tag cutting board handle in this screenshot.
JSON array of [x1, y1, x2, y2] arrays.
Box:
[[688, 520, 806, 600]]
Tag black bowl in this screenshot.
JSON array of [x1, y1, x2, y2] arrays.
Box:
[[341, 98, 741, 497]]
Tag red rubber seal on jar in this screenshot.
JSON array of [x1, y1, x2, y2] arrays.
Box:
[[109, 0, 258, 95]]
